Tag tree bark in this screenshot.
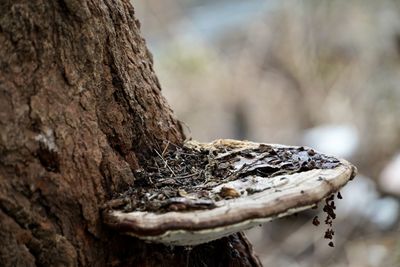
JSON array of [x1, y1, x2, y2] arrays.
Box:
[[0, 1, 260, 266]]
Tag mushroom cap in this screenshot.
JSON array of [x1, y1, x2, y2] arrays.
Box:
[[103, 139, 357, 246]]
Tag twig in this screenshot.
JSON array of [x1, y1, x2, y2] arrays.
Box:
[[154, 149, 176, 176], [173, 172, 199, 179], [162, 141, 170, 157]]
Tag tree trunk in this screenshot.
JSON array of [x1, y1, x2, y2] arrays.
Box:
[[0, 1, 260, 266]]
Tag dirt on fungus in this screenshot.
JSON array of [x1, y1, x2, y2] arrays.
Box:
[[312, 216, 320, 226], [109, 143, 341, 213], [312, 193, 341, 247]]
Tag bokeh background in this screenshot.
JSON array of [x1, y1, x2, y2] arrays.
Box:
[[134, 1, 400, 266]]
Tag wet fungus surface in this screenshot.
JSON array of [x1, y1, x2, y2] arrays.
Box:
[[103, 139, 357, 246]]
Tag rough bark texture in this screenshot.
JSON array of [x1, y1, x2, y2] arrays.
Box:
[[0, 0, 260, 266]]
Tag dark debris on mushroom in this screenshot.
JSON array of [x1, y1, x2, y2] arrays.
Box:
[[111, 140, 341, 213], [102, 139, 357, 246]]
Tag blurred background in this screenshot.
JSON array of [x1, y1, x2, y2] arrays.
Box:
[[134, 0, 400, 266]]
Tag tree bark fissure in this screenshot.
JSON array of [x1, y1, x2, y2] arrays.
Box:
[[0, 0, 260, 266]]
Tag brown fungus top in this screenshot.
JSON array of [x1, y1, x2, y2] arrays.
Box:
[[103, 139, 356, 246]]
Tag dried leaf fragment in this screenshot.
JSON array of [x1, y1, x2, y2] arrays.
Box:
[[219, 186, 241, 198]]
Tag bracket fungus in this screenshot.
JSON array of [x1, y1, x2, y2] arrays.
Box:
[[103, 139, 357, 246]]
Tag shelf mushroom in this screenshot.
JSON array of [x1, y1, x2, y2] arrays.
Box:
[[103, 139, 357, 246]]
